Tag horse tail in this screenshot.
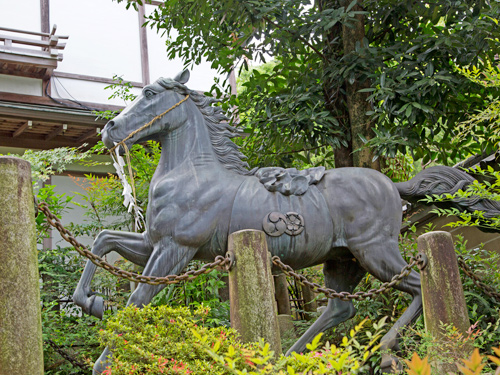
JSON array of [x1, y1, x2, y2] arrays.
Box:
[[395, 166, 500, 232]]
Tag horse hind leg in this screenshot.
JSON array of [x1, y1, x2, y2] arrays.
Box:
[[286, 256, 366, 356], [73, 230, 153, 319], [352, 241, 422, 372]]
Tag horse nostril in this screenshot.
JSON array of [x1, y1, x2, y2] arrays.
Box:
[[106, 120, 115, 128]]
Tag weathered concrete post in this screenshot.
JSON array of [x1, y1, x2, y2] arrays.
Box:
[[274, 274, 291, 315], [418, 231, 471, 372], [302, 284, 318, 321], [0, 157, 43, 375], [228, 230, 282, 356]]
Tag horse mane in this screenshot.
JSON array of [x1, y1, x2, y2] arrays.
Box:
[[158, 78, 255, 176]]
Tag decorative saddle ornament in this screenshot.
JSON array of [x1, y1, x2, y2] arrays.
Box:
[[255, 166, 326, 196]]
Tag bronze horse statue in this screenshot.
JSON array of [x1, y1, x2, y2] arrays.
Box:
[[73, 70, 495, 374]]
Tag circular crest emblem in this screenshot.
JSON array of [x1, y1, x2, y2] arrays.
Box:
[[262, 211, 304, 237]]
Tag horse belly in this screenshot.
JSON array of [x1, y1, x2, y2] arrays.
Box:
[[229, 178, 334, 270]]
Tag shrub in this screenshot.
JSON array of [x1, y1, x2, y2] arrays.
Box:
[[100, 305, 388, 374], [100, 304, 256, 374]]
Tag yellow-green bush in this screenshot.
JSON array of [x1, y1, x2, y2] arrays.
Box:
[[100, 304, 256, 374], [100, 305, 387, 374]]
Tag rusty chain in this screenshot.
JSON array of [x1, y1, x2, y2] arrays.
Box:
[[38, 202, 229, 286], [272, 255, 427, 301], [457, 256, 500, 302], [46, 339, 91, 372], [39, 202, 500, 303]]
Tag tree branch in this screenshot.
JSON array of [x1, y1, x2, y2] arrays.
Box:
[[266, 143, 330, 156], [262, 16, 327, 61]]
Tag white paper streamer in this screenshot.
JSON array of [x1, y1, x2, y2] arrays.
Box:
[[112, 144, 145, 231]]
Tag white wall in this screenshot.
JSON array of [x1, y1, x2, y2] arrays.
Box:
[[0, 75, 43, 95], [51, 76, 142, 106]]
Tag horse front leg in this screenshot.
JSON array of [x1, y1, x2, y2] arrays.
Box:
[[73, 230, 153, 319], [93, 238, 197, 374]]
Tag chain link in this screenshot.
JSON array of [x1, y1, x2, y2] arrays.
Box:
[[271, 255, 425, 301], [46, 339, 91, 372], [39, 202, 500, 302], [457, 256, 500, 302], [38, 202, 229, 285]]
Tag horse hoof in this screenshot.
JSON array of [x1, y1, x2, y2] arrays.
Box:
[[89, 295, 104, 320], [73, 290, 91, 313], [93, 359, 107, 374], [380, 354, 403, 373]]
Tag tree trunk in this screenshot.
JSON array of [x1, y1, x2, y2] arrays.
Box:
[[341, 0, 380, 170]]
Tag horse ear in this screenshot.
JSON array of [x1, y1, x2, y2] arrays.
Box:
[[174, 69, 190, 84]]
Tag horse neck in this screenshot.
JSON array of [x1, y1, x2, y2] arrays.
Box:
[[154, 103, 221, 176]]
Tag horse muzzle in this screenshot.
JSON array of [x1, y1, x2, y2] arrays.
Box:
[[101, 122, 113, 147]]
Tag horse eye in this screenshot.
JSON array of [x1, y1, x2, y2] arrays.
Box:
[[144, 89, 156, 98]]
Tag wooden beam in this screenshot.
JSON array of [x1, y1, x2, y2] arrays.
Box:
[[0, 68, 48, 80], [75, 129, 97, 144], [0, 51, 61, 67], [12, 122, 29, 137], [53, 71, 144, 88], [0, 135, 81, 149], [40, 0, 50, 35], [0, 26, 68, 39], [44, 125, 64, 141], [0, 91, 123, 113], [138, 4, 150, 85], [0, 34, 66, 49], [41, 0, 51, 97]]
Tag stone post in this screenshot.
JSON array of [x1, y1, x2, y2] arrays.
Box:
[[274, 274, 291, 315], [418, 231, 471, 372], [228, 230, 282, 356], [0, 157, 43, 375], [302, 283, 318, 321]]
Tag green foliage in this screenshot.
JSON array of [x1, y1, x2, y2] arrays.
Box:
[[101, 304, 387, 374], [234, 56, 339, 168], [422, 166, 500, 232], [454, 52, 500, 149], [118, 0, 500, 167], [360, 2, 500, 165], [100, 304, 255, 374], [94, 74, 137, 120], [68, 141, 160, 236], [152, 267, 231, 327], [40, 246, 105, 374], [12, 146, 95, 183], [419, 45, 500, 232], [454, 236, 500, 353]]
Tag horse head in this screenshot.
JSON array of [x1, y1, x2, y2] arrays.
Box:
[[102, 70, 191, 152]]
